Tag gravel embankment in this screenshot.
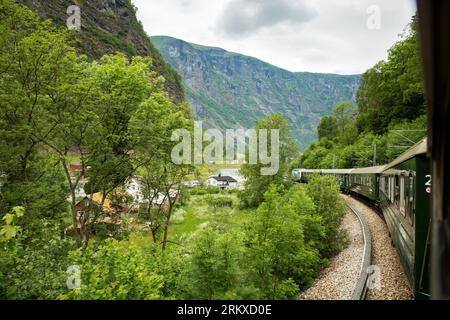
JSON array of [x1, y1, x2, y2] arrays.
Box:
[[299, 208, 364, 300], [343, 195, 413, 300]]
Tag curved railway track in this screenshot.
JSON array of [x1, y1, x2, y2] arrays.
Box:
[[345, 195, 413, 300], [300, 195, 411, 300], [299, 201, 370, 300], [348, 204, 372, 300]]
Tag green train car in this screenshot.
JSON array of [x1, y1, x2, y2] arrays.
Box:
[[347, 166, 385, 202], [292, 138, 431, 299], [379, 139, 430, 299]]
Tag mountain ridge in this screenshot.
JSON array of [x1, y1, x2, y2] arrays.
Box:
[[151, 35, 360, 148], [153, 35, 360, 76]]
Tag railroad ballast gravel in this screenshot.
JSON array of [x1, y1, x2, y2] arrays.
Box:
[[300, 196, 412, 300], [299, 207, 364, 300], [343, 195, 412, 300]]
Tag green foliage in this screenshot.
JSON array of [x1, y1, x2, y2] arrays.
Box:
[[305, 175, 346, 256], [0, 0, 73, 219], [204, 195, 234, 212], [188, 186, 222, 196], [0, 207, 24, 242], [59, 239, 164, 300], [240, 114, 298, 208], [180, 228, 244, 299], [0, 0, 357, 301], [318, 116, 338, 140], [1, 217, 75, 299], [245, 185, 322, 299]]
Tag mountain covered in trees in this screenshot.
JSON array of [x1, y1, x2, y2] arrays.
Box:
[[17, 0, 184, 103], [151, 36, 360, 148], [294, 16, 426, 170]]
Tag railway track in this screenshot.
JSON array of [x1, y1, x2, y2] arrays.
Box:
[[299, 203, 367, 300], [345, 195, 413, 300], [300, 196, 411, 300], [348, 204, 372, 300]]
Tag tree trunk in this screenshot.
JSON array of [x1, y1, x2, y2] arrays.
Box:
[[162, 215, 170, 253]]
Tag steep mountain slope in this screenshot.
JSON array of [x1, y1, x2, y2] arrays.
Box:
[[17, 0, 184, 103], [152, 36, 360, 147]]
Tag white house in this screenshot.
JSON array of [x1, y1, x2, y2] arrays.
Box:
[[206, 175, 238, 190]]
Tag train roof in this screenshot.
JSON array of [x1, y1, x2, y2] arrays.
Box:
[[350, 165, 387, 174], [320, 169, 354, 174], [384, 138, 427, 170]]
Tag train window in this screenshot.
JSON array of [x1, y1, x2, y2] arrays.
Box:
[[384, 177, 388, 195], [384, 177, 388, 197], [395, 176, 400, 204], [408, 174, 415, 225], [390, 176, 395, 203], [400, 176, 405, 216]]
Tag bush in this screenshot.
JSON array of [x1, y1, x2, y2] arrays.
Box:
[[59, 239, 164, 300], [1, 212, 76, 299], [305, 174, 346, 257], [188, 186, 221, 196], [179, 228, 245, 300], [204, 195, 234, 212], [245, 185, 322, 299]]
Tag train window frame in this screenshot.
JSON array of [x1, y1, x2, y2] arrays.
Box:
[[408, 173, 415, 226], [400, 175, 406, 217], [395, 175, 400, 204], [389, 176, 395, 203]]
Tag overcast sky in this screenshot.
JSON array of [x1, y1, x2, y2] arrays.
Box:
[[133, 0, 417, 75]]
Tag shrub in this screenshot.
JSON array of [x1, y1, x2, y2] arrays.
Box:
[[305, 174, 346, 257], [204, 195, 234, 212], [1, 211, 76, 299], [245, 185, 322, 299], [59, 239, 164, 300], [179, 228, 244, 300]]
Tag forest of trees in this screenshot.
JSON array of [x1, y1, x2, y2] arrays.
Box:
[[0, 1, 347, 300], [293, 16, 427, 170]]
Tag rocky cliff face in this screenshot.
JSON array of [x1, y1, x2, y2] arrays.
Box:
[[152, 36, 360, 148], [17, 0, 184, 103]]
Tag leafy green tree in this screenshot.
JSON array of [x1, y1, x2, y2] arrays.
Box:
[[130, 92, 194, 252], [245, 185, 321, 299], [180, 228, 244, 300], [333, 101, 357, 136], [317, 116, 338, 141], [0, 0, 72, 221], [305, 175, 346, 257], [385, 115, 427, 160], [240, 114, 297, 208]]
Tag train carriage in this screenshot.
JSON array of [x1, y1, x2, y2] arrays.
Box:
[[347, 166, 386, 202], [379, 138, 430, 299]]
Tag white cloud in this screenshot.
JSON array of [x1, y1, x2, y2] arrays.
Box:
[[132, 0, 417, 74], [216, 0, 317, 37]]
